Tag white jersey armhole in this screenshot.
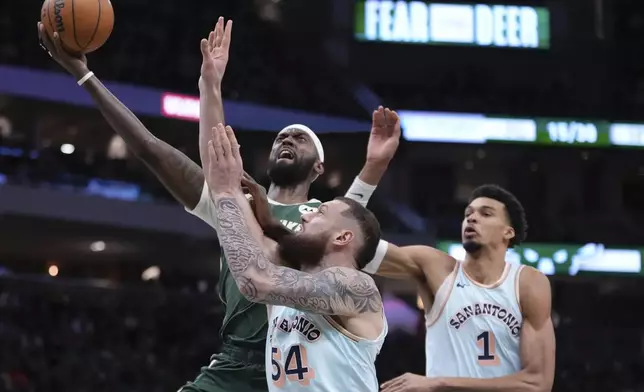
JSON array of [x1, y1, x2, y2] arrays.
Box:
[[426, 262, 460, 327], [514, 264, 526, 314], [185, 181, 217, 228]]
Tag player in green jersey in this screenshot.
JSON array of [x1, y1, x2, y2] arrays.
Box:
[[38, 16, 398, 392], [186, 18, 399, 392]]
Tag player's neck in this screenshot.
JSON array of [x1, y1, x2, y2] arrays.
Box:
[[463, 248, 507, 285], [267, 182, 311, 204]]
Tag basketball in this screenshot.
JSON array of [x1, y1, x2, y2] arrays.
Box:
[[41, 0, 114, 54]]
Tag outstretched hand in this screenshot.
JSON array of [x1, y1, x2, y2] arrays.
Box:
[[37, 22, 88, 78], [199, 17, 233, 88], [206, 123, 243, 197], [380, 373, 443, 392], [366, 106, 401, 165], [242, 172, 292, 243], [241, 172, 273, 228]]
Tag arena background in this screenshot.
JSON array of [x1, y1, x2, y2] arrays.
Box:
[[1, 0, 644, 390]]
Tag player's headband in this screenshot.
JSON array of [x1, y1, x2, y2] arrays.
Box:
[[278, 124, 325, 163]]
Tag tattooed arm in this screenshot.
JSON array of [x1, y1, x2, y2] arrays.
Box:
[[213, 193, 382, 316], [81, 77, 204, 209]]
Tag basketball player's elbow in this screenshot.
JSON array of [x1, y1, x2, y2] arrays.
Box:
[[518, 368, 551, 392], [238, 270, 276, 303]]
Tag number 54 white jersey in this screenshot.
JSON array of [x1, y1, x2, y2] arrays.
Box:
[[425, 262, 524, 378], [266, 305, 387, 391]]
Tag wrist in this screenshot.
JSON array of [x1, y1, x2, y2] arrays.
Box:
[[357, 160, 388, 187], [364, 159, 390, 171], [71, 65, 91, 81], [198, 79, 222, 96], [434, 377, 449, 391]]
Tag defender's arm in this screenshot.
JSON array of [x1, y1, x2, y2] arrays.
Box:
[[371, 244, 456, 286], [213, 193, 381, 316]]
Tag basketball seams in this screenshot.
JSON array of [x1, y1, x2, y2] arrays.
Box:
[[71, 0, 83, 52], [84, 0, 102, 52], [42, 0, 113, 54]]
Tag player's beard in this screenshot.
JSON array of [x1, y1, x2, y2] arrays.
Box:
[[277, 232, 330, 270], [463, 240, 483, 254], [267, 155, 316, 187]]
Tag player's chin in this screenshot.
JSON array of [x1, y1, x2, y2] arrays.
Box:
[[462, 239, 482, 253], [275, 157, 297, 166]]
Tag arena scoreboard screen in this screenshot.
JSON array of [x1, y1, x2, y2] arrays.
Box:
[[354, 0, 550, 49], [399, 111, 644, 148], [437, 241, 643, 276]]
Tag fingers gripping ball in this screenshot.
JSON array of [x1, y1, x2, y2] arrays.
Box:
[[41, 0, 114, 54]]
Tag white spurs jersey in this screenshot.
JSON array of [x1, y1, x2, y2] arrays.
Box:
[[425, 262, 524, 378], [266, 305, 387, 392]]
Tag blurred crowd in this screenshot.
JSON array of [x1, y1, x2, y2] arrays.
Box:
[[1, 0, 362, 117], [1, 277, 644, 392]]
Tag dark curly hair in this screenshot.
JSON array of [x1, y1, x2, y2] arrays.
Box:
[[469, 184, 528, 247], [335, 197, 382, 269]]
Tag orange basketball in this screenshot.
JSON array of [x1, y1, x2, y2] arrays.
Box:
[[41, 0, 114, 54]]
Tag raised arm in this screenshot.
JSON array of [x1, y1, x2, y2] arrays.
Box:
[[344, 107, 401, 207], [198, 17, 232, 173], [38, 23, 203, 209]]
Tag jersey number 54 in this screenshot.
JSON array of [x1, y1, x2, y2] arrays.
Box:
[[272, 345, 316, 388]]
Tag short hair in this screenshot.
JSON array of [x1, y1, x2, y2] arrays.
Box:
[[334, 197, 382, 269], [469, 184, 528, 247]]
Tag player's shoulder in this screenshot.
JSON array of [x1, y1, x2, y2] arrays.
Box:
[[320, 266, 378, 290], [518, 265, 552, 315], [519, 265, 551, 291]]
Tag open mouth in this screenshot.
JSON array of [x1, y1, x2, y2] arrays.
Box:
[[278, 149, 295, 161], [464, 227, 477, 236]]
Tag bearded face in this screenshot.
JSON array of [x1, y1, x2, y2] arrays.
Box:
[[266, 129, 320, 187], [277, 231, 331, 270]]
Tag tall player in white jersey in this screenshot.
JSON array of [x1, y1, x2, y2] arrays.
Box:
[[379, 185, 555, 392], [205, 123, 387, 392]]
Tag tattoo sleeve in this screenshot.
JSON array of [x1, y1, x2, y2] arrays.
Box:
[[214, 196, 382, 316], [82, 77, 204, 209]]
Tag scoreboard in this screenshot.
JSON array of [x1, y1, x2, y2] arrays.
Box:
[[355, 0, 550, 49], [399, 111, 644, 148]]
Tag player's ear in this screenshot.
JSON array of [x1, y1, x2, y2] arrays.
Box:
[[332, 229, 354, 247], [314, 161, 324, 177], [504, 226, 515, 242]]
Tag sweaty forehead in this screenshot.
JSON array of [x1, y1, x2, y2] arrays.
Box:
[[467, 197, 505, 211]]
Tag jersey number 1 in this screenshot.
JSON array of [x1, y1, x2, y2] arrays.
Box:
[[272, 345, 316, 387], [477, 331, 500, 366]]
